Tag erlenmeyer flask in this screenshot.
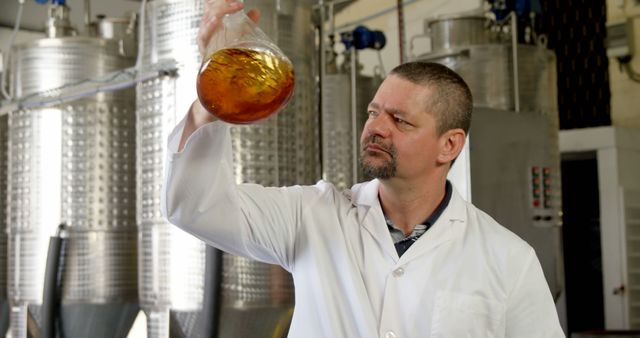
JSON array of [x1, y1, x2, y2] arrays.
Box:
[[196, 10, 295, 124]]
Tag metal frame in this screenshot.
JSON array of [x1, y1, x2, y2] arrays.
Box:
[[559, 126, 640, 329]]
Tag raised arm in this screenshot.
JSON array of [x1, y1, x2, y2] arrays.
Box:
[[162, 1, 302, 269], [178, 0, 261, 151]]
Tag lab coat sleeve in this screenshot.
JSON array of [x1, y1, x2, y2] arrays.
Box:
[[161, 117, 303, 271], [505, 247, 566, 337]]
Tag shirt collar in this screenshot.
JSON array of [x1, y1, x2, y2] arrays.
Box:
[[423, 180, 453, 226], [384, 180, 453, 238]]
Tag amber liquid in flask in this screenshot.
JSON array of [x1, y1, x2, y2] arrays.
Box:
[[196, 47, 295, 124]]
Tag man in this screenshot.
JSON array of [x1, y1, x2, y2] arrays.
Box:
[[162, 1, 565, 337]]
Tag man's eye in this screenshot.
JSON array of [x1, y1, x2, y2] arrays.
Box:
[[367, 110, 377, 117], [394, 116, 408, 125]]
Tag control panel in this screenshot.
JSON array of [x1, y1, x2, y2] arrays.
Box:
[[530, 165, 556, 226]]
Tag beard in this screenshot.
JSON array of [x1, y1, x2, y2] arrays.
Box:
[[360, 135, 397, 179]]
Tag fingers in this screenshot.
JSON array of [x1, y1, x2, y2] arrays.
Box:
[[197, 0, 245, 58], [197, 15, 219, 57], [246, 8, 261, 24]]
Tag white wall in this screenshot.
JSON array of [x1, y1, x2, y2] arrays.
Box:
[[0, 0, 140, 32], [607, 0, 640, 129], [333, 0, 640, 132], [333, 0, 482, 76]]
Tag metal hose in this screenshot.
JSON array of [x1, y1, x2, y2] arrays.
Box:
[[201, 245, 224, 338], [42, 224, 67, 338]]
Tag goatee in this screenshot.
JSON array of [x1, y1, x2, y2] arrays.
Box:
[[360, 135, 397, 179]]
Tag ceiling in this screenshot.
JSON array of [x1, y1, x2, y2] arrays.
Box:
[[0, 0, 356, 33], [1, 0, 147, 32]]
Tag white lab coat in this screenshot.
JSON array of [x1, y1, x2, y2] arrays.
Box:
[[162, 119, 565, 338]]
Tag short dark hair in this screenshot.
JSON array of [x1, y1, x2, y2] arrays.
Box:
[[389, 62, 472, 135]]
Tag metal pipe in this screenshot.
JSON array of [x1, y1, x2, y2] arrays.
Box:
[[350, 47, 358, 184], [623, 60, 640, 83], [397, 0, 405, 63], [318, 0, 326, 179], [0, 60, 179, 116], [273, 4, 280, 187], [415, 47, 470, 61], [42, 224, 66, 338], [510, 12, 520, 112], [201, 246, 223, 338], [328, 1, 335, 37], [84, 0, 91, 27], [1, 0, 25, 100]]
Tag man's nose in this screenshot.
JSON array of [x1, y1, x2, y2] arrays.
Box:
[[365, 112, 392, 138]]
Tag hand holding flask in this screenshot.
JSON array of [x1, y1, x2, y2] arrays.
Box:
[[196, 8, 295, 124]]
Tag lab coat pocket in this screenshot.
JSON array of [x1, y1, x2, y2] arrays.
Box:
[[430, 291, 505, 338]]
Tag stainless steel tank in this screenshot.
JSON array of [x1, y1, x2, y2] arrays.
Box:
[[136, 0, 207, 337], [426, 14, 492, 51], [136, 0, 318, 337], [415, 14, 557, 114], [223, 1, 318, 334], [412, 14, 564, 301], [8, 31, 138, 338], [416, 44, 557, 113], [0, 113, 8, 336], [230, 0, 319, 187], [321, 73, 378, 190]]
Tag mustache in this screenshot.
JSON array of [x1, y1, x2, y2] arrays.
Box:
[[361, 135, 395, 155]]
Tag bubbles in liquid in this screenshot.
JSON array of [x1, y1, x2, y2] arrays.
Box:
[[197, 48, 295, 124]]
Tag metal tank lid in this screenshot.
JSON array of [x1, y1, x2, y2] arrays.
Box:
[[11, 33, 136, 60], [12, 11, 136, 56], [11, 35, 117, 51], [425, 9, 489, 27]]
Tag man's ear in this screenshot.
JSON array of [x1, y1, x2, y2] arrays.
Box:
[[437, 128, 466, 165]]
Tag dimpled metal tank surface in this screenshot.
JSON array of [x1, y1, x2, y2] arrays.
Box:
[[8, 32, 138, 338], [136, 0, 317, 337]]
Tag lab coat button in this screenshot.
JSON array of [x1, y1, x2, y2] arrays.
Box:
[[392, 267, 404, 277], [384, 331, 397, 338]]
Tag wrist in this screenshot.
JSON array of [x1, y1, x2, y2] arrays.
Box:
[[179, 100, 217, 151], [191, 100, 217, 125]]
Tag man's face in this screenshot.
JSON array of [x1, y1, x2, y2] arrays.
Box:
[[360, 75, 442, 181]]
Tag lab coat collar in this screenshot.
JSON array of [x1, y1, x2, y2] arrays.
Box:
[[398, 187, 467, 264], [351, 179, 380, 212], [351, 179, 398, 261], [350, 179, 468, 264], [350, 179, 384, 232]]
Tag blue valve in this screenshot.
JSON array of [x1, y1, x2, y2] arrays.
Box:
[[489, 0, 542, 20], [341, 25, 386, 51], [34, 0, 66, 5]]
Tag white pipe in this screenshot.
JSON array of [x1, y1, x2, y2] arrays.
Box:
[[1, 0, 25, 100], [84, 0, 91, 27], [318, 0, 326, 179], [135, 0, 148, 72], [510, 12, 520, 113], [350, 47, 358, 185]]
